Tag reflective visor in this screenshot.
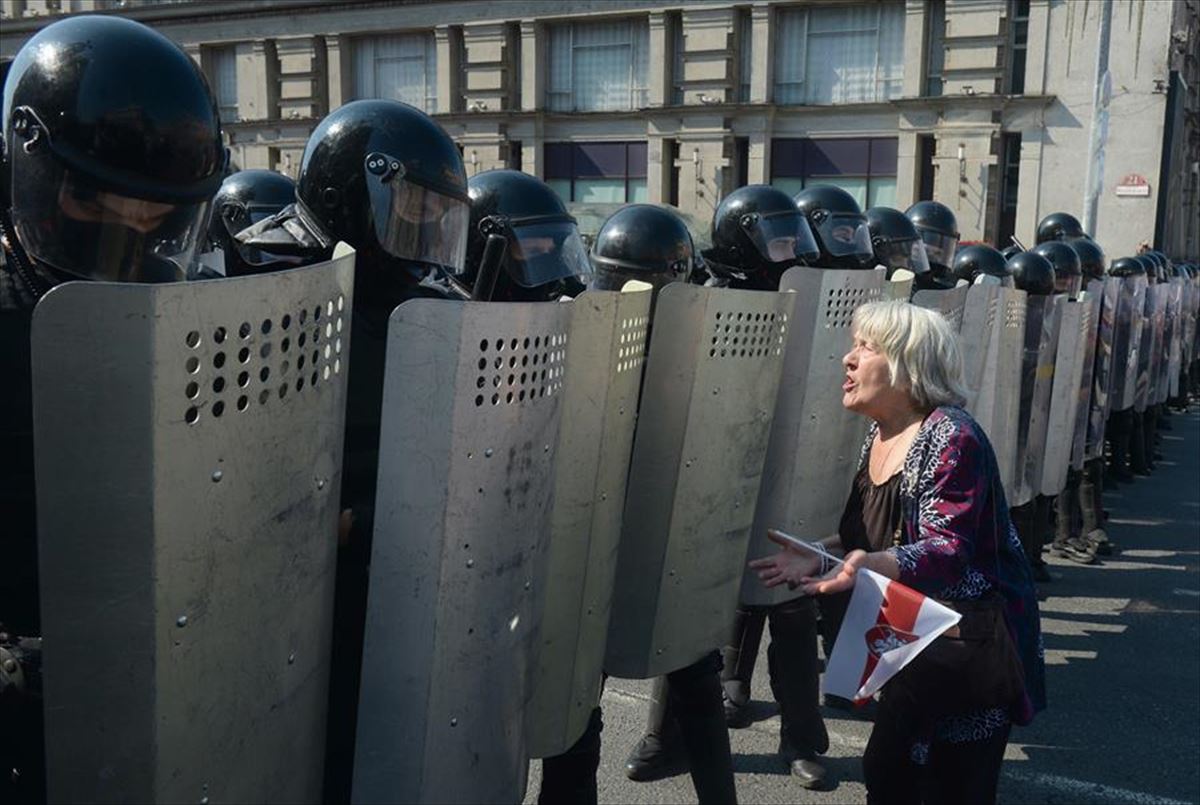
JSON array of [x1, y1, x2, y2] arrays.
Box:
[[876, 237, 930, 276], [744, 211, 820, 264], [918, 229, 959, 268], [1055, 274, 1084, 297], [365, 154, 469, 271], [817, 214, 873, 259], [975, 273, 1015, 288], [13, 166, 206, 282], [507, 220, 593, 288]]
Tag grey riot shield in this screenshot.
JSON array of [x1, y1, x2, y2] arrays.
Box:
[[1013, 295, 1063, 506], [32, 247, 355, 805], [885, 272, 914, 301], [1041, 296, 1089, 495], [1139, 286, 1166, 409], [1083, 278, 1120, 462], [526, 288, 652, 759], [962, 285, 1026, 497], [352, 299, 572, 804], [605, 284, 791, 679], [912, 284, 969, 332], [1166, 280, 1184, 398], [740, 267, 885, 608], [1069, 289, 1102, 471], [1111, 276, 1147, 411]]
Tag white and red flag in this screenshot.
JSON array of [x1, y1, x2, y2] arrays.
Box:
[[823, 568, 961, 703]]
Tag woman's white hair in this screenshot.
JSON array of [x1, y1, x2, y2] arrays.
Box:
[[851, 300, 968, 410]]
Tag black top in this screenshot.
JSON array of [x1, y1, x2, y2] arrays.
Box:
[[838, 463, 904, 554]]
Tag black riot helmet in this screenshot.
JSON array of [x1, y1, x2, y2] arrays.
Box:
[[1, 15, 225, 287], [1035, 212, 1085, 244], [209, 170, 298, 277], [1146, 251, 1169, 282], [705, 184, 819, 287], [793, 185, 873, 269], [1033, 240, 1083, 296], [1007, 250, 1056, 295], [589, 204, 699, 294], [904, 200, 960, 273], [1108, 256, 1145, 278], [952, 244, 1013, 287], [463, 169, 591, 302], [1001, 244, 1023, 261], [1070, 238, 1106, 281], [238, 99, 470, 311], [865, 206, 930, 279], [1136, 254, 1158, 284]]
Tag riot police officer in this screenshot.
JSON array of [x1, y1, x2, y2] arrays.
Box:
[[865, 205, 932, 284], [1034, 240, 1084, 297], [1106, 256, 1148, 482], [567, 204, 739, 805], [696, 185, 830, 789], [239, 98, 472, 803], [701, 184, 820, 289], [904, 200, 961, 290], [206, 169, 299, 277], [1035, 211, 1086, 244], [952, 244, 1013, 286], [460, 169, 592, 302], [1, 15, 226, 803], [793, 185, 874, 270], [1129, 255, 1160, 475], [1005, 250, 1057, 582]]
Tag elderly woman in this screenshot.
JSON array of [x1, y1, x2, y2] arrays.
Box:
[[751, 300, 1045, 805]]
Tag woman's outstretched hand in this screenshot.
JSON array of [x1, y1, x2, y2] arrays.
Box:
[[748, 529, 823, 589], [801, 548, 868, 595]]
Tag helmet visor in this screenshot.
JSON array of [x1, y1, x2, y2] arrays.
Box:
[[816, 213, 873, 259], [13, 165, 205, 282], [507, 220, 593, 288], [744, 211, 820, 264], [365, 154, 469, 271], [974, 273, 1015, 288], [876, 237, 930, 275], [918, 229, 959, 268], [1055, 273, 1084, 297]]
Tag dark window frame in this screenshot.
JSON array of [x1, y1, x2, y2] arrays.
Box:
[[770, 137, 899, 201], [544, 141, 649, 203]]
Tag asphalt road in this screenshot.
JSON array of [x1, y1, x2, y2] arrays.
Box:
[[525, 408, 1200, 805]]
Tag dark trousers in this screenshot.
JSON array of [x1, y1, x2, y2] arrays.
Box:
[[721, 598, 828, 755], [1106, 408, 1133, 478], [1130, 410, 1150, 473], [863, 694, 1010, 805], [1011, 498, 1050, 568], [540, 652, 736, 805]]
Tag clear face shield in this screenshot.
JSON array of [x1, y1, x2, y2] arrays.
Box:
[[876, 237, 930, 275], [504, 217, 594, 288], [741, 211, 820, 265], [917, 228, 959, 269], [12, 165, 208, 282], [815, 212, 873, 260], [364, 151, 470, 271], [1055, 273, 1084, 297]]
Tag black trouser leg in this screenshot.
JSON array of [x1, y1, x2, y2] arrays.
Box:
[[537, 707, 603, 805], [667, 652, 738, 805], [1107, 409, 1132, 480], [1142, 408, 1158, 469], [766, 597, 828, 756], [721, 607, 765, 714], [1010, 503, 1040, 567], [1130, 411, 1149, 473], [921, 724, 1012, 805], [862, 695, 921, 805]]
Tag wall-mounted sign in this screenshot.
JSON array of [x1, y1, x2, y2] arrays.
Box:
[[1115, 173, 1151, 197]]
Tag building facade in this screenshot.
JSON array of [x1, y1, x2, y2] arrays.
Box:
[[2, 0, 1197, 258]]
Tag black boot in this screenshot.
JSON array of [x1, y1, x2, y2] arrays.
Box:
[[624, 677, 687, 782], [721, 607, 765, 728], [767, 598, 829, 790], [538, 707, 603, 805], [667, 652, 738, 804]]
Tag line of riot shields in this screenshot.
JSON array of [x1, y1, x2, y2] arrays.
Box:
[[4, 16, 1200, 804]]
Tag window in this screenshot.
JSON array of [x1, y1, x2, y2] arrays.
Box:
[[925, 0, 945, 97], [773, 3, 904, 105], [771, 138, 898, 208], [671, 14, 685, 106], [352, 33, 437, 112], [1006, 0, 1030, 94], [918, 134, 937, 202], [546, 18, 649, 112], [544, 142, 648, 203], [996, 133, 1022, 247], [737, 8, 753, 102], [210, 46, 238, 123]]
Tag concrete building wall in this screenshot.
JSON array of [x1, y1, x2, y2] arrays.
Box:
[[2, 0, 1197, 258]]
